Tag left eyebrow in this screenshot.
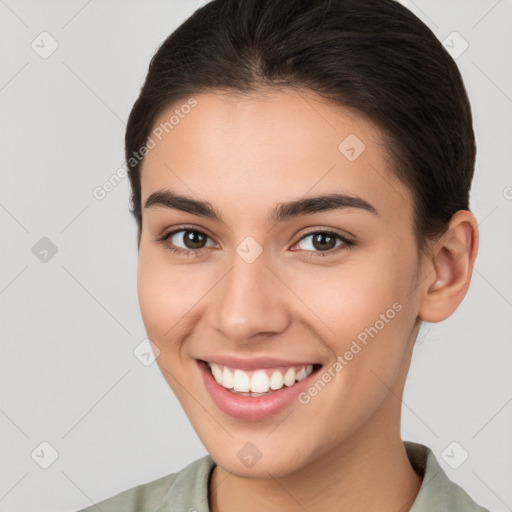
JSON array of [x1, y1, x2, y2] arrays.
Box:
[[143, 188, 378, 224], [269, 193, 378, 224]]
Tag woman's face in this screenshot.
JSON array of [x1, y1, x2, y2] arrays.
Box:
[[137, 89, 426, 477]]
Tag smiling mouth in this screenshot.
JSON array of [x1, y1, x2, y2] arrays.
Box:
[[201, 360, 322, 397]]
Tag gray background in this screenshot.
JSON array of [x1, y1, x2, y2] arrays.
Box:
[[1, 1, 511, 511]]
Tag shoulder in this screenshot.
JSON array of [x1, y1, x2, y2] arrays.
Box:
[[74, 454, 215, 512], [405, 441, 492, 512]]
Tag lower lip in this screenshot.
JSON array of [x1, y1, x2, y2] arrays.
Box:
[[197, 360, 320, 421]]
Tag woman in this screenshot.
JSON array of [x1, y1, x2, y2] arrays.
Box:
[[78, 0, 490, 510]]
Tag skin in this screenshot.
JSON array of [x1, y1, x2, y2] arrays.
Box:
[[136, 88, 478, 512]]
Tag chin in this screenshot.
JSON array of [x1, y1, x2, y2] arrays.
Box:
[[203, 434, 318, 479]]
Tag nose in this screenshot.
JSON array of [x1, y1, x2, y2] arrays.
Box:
[[207, 251, 290, 343]]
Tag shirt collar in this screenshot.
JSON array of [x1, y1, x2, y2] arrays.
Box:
[[405, 441, 488, 511]]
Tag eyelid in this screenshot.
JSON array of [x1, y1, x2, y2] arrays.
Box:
[[290, 228, 355, 257], [155, 224, 217, 243], [153, 225, 217, 258], [294, 226, 355, 244]]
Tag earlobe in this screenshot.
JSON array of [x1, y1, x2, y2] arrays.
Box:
[[418, 210, 479, 323]]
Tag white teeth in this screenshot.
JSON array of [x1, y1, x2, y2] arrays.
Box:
[[296, 367, 307, 381], [250, 371, 270, 393], [269, 370, 284, 390], [222, 367, 234, 388], [283, 367, 296, 387], [210, 363, 223, 382], [233, 369, 250, 392], [207, 362, 315, 394]]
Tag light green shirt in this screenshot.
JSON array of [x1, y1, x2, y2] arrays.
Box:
[[76, 441, 491, 511]]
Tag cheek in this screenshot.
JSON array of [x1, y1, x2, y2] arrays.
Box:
[[288, 260, 407, 338], [136, 249, 201, 347], [288, 261, 415, 436], [136, 252, 207, 401], [282, 248, 418, 394]]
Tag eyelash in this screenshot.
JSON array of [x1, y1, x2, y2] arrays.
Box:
[[154, 225, 355, 259]]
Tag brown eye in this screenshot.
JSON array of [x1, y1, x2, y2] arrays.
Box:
[[311, 233, 338, 251], [179, 230, 208, 249], [158, 228, 216, 255], [295, 231, 354, 257]]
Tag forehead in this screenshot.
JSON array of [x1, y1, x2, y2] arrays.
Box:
[[140, 89, 412, 223]]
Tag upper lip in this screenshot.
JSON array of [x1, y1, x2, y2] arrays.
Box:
[[198, 355, 319, 370]]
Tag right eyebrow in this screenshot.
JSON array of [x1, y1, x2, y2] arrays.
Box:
[[145, 189, 222, 222]]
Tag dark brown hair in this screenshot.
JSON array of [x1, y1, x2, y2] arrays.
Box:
[[125, 0, 476, 251]]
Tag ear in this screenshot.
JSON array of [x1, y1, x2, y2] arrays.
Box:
[[418, 210, 479, 323]]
